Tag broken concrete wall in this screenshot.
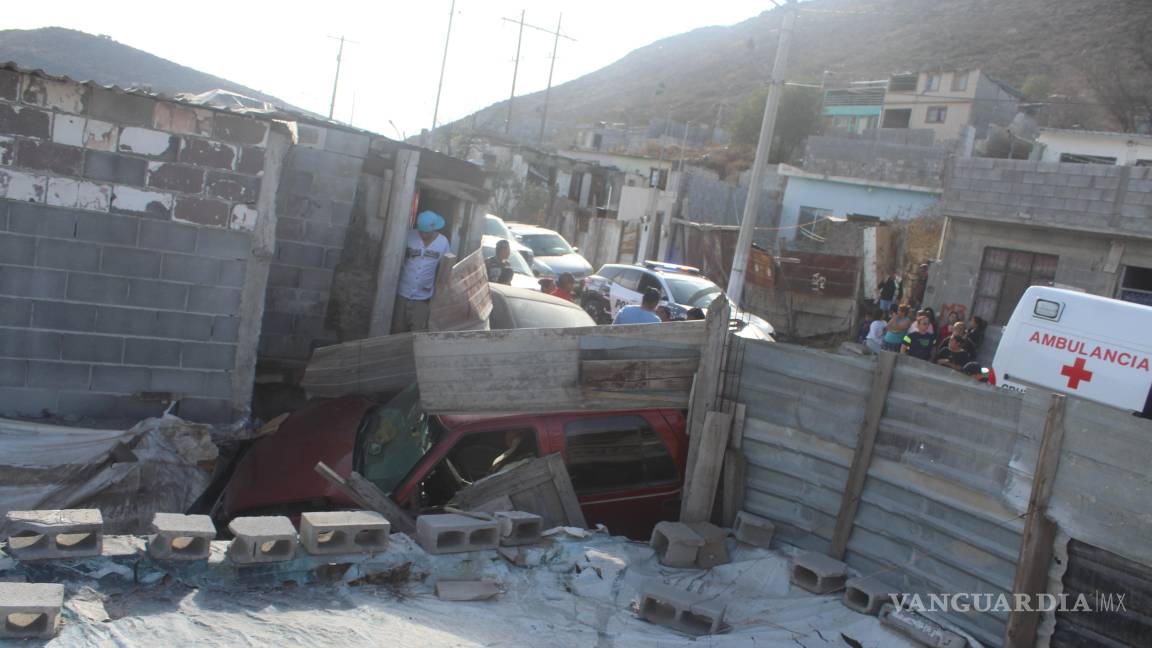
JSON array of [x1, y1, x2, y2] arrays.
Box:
[[0, 67, 280, 423]]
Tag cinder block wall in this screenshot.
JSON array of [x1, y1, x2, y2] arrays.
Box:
[[0, 68, 270, 423], [802, 136, 948, 188]]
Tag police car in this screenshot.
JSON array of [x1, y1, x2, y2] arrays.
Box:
[[581, 261, 775, 339]]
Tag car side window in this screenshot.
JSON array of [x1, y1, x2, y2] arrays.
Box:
[[637, 272, 664, 298], [615, 269, 641, 291], [563, 416, 678, 493], [600, 267, 620, 282]]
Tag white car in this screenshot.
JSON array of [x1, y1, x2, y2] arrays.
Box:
[[481, 235, 540, 291], [581, 261, 775, 340], [507, 223, 592, 280], [485, 214, 535, 266]]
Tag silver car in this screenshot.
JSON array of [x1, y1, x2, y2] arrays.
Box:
[[507, 224, 593, 280]]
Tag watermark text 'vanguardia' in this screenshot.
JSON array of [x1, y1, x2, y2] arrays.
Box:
[[889, 592, 1127, 613]]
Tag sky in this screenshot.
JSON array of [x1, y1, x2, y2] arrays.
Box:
[[5, 0, 775, 139]]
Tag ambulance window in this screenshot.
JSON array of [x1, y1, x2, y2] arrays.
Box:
[[1033, 299, 1062, 321]]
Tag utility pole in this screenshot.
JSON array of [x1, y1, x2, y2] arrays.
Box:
[[503, 10, 527, 135], [429, 0, 457, 147], [327, 35, 358, 120], [726, 0, 797, 306], [537, 14, 576, 145]]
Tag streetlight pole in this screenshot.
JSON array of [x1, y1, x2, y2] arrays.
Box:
[[429, 0, 456, 148], [726, 0, 797, 305]]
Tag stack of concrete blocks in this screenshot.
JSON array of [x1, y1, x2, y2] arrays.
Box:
[[493, 511, 542, 547], [879, 603, 968, 648], [637, 580, 727, 636], [732, 510, 775, 548], [299, 511, 390, 555], [148, 512, 216, 561], [790, 552, 849, 594], [843, 575, 895, 615], [0, 66, 276, 423], [226, 516, 297, 564], [0, 582, 64, 639], [4, 509, 103, 560], [649, 521, 730, 569], [416, 513, 499, 554]]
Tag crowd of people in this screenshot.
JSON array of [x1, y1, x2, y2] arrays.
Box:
[[862, 301, 988, 380]]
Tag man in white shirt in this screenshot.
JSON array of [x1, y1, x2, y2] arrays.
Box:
[[392, 210, 450, 333]]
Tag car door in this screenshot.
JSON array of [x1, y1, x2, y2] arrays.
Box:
[[557, 413, 682, 539], [636, 270, 666, 302], [608, 268, 643, 317]]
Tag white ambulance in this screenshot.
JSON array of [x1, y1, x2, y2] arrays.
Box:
[[991, 286, 1152, 417]]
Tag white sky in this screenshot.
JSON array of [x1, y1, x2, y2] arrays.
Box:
[[5, 1, 774, 139]]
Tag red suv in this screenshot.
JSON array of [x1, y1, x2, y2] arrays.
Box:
[[215, 386, 687, 539]]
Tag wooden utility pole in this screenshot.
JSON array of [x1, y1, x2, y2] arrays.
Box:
[[726, 0, 797, 305], [503, 10, 527, 135], [537, 14, 576, 145], [429, 0, 457, 147], [327, 35, 359, 120]]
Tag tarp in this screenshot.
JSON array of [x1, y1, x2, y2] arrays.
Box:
[[0, 415, 217, 534]]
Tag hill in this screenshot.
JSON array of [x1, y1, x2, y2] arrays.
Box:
[[450, 0, 1150, 141], [0, 27, 302, 112]]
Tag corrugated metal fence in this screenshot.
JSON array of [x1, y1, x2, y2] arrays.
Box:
[[729, 340, 1152, 647]]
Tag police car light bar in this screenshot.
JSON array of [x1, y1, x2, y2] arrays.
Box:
[[643, 260, 702, 275]]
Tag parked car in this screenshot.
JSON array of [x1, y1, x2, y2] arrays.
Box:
[[582, 261, 775, 339], [481, 235, 539, 291], [485, 214, 535, 266], [213, 385, 687, 539], [507, 224, 593, 281], [487, 283, 593, 329]]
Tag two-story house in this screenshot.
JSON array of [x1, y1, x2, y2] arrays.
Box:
[[881, 70, 1021, 143]]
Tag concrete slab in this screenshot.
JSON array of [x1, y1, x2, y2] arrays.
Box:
[[494, 511, 542, 547], [732, 510, 775, 548], [637, 580, 727, 636], [5, 509, 103, 560], [149, 513, 215, 561], [685, 522, 729, 568], [0, 582, 64, 639], [435, 579, 501, 601], [227, 516, 297, 564], [791, 551, 848, 594], [649, 522, 704, 568], [299, 511, 390, 555], [416, 514, 498, 554], [879, 604, 968, 648]]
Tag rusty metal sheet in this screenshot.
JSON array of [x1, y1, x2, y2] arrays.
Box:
[[778, 251, 858, 299], [748, 247, 775, 288]]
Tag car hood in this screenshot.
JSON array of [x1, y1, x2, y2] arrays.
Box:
[[508, 272, 541, 290], [534, 253, 593, 276], [219, 396, 375, 517]]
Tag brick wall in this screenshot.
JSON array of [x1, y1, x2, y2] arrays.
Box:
[[802, 136, 948, 189], [0, 68, 271, 423]]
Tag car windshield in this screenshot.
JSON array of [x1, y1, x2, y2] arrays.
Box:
[[485, 217, 510, 238], [501, 293, 594, 329], [518, 232, 573, 257], [663, 274, 723, 307], [483, 242, 533, 275], [356, 385, 433, 495]]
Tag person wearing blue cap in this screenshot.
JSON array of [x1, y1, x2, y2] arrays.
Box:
[[393, 210, 450, 332]]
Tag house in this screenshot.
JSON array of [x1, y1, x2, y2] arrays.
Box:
[[1037, 128, 1152, 166], [881, 70, 1021, 143], [821, 81, 887, 135], [925, 153, 1152, 359]]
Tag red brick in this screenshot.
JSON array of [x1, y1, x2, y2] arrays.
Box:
[[148, 162, 205, 194], [238, 146, 265, 175], [16, 139, 84, 175], [0, 103, 51, 139], [180, 138, 235, 170], [205, 171, 259, 202], [174, 196, 229, 227]]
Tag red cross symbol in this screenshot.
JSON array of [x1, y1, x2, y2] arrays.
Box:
[[1060, 358, 1093, 390]]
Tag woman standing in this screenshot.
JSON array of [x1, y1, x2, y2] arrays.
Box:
[[882, 304, 913, 352]]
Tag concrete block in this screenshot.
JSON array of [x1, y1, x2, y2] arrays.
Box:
[[61, 333, 123, 363], [4, 509, 103, 560], [140, 219, 197, 253], [85, 88, 156, 127], [28, 361, 90, 388], [94, 305, 156, 336], [686, 522, 729, 568], [153, 104, 213, 137], [82, 150, 147, 185], [180, 342, 235, 370], [82, 119, 117, 151], [213, 114, 268, 146], [733, 510, 776, 548], [276, 241, 326, 268], [16, 139, 84, 175], [435, 580, 500, 601], [195, 227, 250, 260], [416, 513, 499, 554], [324, 129, 370, 157], [0, 167, 46, 202], [205, 170, 259, 202], [638, 580, 727, 636], [299, 268, 334, 292], [217, 260, 247, 287], [0, 359, 27, 387], [296, 124, 326, 149], [238, 146, 265, 175], [0, 232, 36, 265], [878, 604, 967, 648], [161, 252, 219, 284], [147, 162, 205, 194], [494, 511, 542, 546], [843, 575, 895, 615], [75, 211, 139, 246], [210, 316, 241, 343], [148, 512, 215, 560], [179, 138, 236, 170], [299, 510, 390, 555], [649, 522, 705, 568], [173, 196, 230, 228], [0, 70, 17, 102], [126, 278, 188, 310], [124, 338, 181, 367], [102, 247, 162, 278], [0, 329, 60, 360], [0, 266, 67, 299], [32, 300, 97, 331], [0, 103, 51, 139], [188, 285, 242, 315], [56, 391, 166, 420], [0, 296, 32, 326], [230, 204, 258, 232], [91, 365, 151, 392], [791, 552, 848, 594], [118, 127, 179, 160], [0, 134, 13, 165], [150, 369, 205, 394], [203, 371, 232, 398], [275, 216, 306, 242], [226, 516, 297, 564], [0, 582, 64, 639]]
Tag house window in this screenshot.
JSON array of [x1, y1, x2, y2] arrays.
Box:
[[649, 168, 668, 190], [926, 106, 948, 123], [1119, 265, 1152, 306], [882, 108, 912, 128], [924, 74, 941, 92], [798, 206, 833, 239], [1058, 153, 1117, 165], [973, 247, 1058, 325], [951, 71, 969, 92]]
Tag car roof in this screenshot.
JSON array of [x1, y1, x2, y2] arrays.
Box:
[[507, 223, 558, 235], [489, 282, 585, 309]]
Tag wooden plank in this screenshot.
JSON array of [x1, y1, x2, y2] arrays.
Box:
[[580, 358, 698, 391], [544, 453, 588, 529], [1004, 394, 1067, 648], [302, 333, 416, 397], [370, 148, 420, 337], [450, 453, 587, 529], [679, 297, 731, 522], [720, 447, 746, 527], [679, 410, 734, 523], [828, 350, 897, 559], [428, 248, 493, 331], [728, 403, 747, 450], [314, 461, 416, 535]]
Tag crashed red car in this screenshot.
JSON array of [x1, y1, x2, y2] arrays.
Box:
[[214, 386, 688, 539]]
